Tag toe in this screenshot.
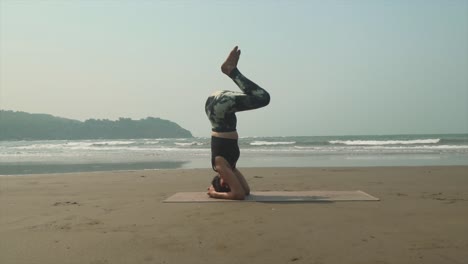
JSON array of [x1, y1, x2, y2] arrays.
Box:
[[230, 46, 238, 56]]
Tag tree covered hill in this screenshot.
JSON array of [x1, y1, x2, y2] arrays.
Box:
[[0, 110, 193, 140]]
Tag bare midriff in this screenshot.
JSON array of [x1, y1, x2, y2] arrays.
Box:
[[211, 131, 239, 140]]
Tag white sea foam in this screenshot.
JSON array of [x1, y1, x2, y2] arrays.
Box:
[[329, 139, 440, 146], [175, 142, 204, 146], [1, 136, 467, 172], [373, 145, 468, 150], [90, 141, 136, 146], [142, 141, 160, 145], [250, 141, 296, 146], [12, 143, 64, 150]]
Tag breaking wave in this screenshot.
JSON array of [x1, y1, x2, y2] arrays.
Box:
[[329, 139, 441, 146], [250, 141, 296, 146]]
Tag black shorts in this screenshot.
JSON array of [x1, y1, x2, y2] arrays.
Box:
[[211, 136, 240, 171]]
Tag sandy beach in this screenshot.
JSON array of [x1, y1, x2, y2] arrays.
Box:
[[1, 166, 467, 264]]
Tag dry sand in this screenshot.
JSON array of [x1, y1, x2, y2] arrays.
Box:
[[1, 166, 467, 264]]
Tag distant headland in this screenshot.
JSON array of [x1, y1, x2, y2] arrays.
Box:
[[0, 110, 193, 140]]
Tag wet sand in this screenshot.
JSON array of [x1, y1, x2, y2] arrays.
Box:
[[1, 166, 467, 264]]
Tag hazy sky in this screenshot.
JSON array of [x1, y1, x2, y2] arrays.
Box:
[[1, 0, 467, 137]]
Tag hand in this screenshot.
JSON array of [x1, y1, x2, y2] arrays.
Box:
[[207, 185, 216, 197]]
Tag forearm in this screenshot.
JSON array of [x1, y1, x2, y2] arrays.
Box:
[[209, 190, 245, 200]]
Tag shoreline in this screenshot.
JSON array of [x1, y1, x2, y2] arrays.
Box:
[[2, 134, 468, 176], [1, 166, 467, 264], [0, 164, 467, 177], [2, 162, 468, 176]]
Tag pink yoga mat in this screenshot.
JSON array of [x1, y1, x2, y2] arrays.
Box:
[[164, 190, 379, 203]]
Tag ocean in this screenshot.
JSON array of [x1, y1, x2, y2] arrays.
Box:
[[1, 134, 467, 175]]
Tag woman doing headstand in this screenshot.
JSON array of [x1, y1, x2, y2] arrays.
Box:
[[205, 46, 270, 200]]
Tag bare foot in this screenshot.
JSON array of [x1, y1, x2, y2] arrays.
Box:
[[221, 46, 241, 76]]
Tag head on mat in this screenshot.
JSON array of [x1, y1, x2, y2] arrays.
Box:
[[211, 175, 231, 193]]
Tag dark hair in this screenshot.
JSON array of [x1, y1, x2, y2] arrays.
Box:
[[211, 175, 231, 192]]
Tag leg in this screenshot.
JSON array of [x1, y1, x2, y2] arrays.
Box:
[[206, 46, 270, 127], [230, 68, 270, 112], [221, 47, 270, 112], [233, 168, 250, 195]]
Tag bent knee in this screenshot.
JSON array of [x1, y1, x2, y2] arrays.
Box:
[[259, 91, 270, 107]]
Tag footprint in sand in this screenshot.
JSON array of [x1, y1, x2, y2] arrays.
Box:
[[53, 201, 81, 206]]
